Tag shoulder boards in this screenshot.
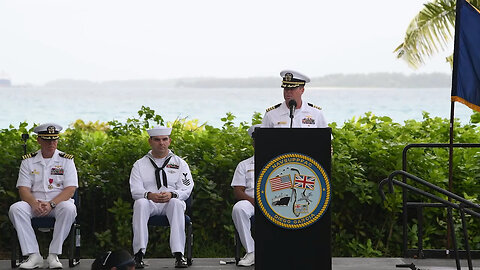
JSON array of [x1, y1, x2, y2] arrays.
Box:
[[59, 152, 74, 159], [22, 152, 38, 160], [266, 103, 281, 112], [308, 103, 322, 110]]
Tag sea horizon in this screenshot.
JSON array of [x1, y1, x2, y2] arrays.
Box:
[[0, 86, 473, 130]]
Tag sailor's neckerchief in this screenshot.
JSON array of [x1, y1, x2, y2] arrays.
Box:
[[146, 151, 173, 189]]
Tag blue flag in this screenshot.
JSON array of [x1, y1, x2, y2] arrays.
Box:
[[451, 0, 480, 112]]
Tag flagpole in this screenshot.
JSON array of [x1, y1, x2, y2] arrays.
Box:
[[446, 0, 462, 255], [446, 101, 455, 255], [448, 101, 454, 193]]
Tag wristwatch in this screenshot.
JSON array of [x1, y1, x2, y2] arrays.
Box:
[[171, 192, 178, 198], [49, 201, 56, 208]]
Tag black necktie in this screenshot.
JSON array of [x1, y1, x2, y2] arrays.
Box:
[[148, 156, 172, 190]]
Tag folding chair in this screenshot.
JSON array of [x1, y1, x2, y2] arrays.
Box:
[[147, 193, 193, 266], [11, 189, 81, 268], [234, 215, 254, 265]]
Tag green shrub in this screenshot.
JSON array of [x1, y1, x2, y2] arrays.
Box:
[[1, 107, 480, 258]]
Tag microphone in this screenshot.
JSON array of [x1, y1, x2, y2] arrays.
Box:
[[288, 99, 297, 128]]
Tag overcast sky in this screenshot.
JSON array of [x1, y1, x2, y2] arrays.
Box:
[[0, 0, 454, 85]]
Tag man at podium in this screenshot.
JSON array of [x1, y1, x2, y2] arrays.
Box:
[[262, 70, 328, 128]]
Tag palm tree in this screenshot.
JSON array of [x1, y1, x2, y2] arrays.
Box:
[[394, 0, 480, 69]]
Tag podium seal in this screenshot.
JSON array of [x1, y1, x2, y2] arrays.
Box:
[[256, 152, 331, 229]]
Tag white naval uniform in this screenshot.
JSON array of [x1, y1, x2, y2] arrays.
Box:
[[231, 156, 255, 253], [261, 101, 328, 128], [8, 149, 78, 256], [130, 150, 194, 255]]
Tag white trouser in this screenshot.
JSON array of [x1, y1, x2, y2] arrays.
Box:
[[232, 200, 254, 253], [9, 200, 77, 256], [132, 198, 186, 255]]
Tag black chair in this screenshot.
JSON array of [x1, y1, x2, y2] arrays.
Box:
[[147, 193, 193, 266], [234, 215, 254, 265], [11, 189, 81, 268]]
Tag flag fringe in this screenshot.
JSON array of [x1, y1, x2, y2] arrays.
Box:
[[451, 96, 480, 112], [467, 0, 480, 14]]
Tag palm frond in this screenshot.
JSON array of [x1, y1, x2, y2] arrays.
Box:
[[394, 0, 456, 69]]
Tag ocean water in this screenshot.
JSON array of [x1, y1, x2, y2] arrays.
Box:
[[0, 86, 474, 129]]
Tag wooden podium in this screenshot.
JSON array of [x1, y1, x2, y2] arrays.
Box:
[[255, 128, 332, 270]]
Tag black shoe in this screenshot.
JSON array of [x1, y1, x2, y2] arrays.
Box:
[[174, 252, 188, 268], [134, 251, 145, 269]]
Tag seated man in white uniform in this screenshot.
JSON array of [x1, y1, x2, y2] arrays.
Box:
[[129, 126, 194, 269], [9, 123, 78, 269], [231, 124, 260, 267], [262, 70, 328, 128]]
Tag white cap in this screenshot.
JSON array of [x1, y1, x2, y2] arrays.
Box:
[[34, 123, 63, 140], [248, 124, 262, 138], [147, 126, 172, 137], [280, 69, 310, 88]]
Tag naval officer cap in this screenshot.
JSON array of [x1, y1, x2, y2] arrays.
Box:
[[280, 70, 311, 88], [248, 124, 262, 138], [34, 123, 63, 140], [147, 126, 172, 137]]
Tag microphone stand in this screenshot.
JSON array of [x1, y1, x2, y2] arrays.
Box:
[[288, 100, 297, 128]]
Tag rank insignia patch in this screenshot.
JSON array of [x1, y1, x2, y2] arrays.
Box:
[[182, 173, 191, 186]]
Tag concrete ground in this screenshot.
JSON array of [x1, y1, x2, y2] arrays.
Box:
[[2, 257, 480, 270]]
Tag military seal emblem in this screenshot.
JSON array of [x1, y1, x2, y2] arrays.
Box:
[[256, 153, 331, 229]]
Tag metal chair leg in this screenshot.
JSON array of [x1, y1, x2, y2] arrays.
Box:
[[69, 224, 81, 267], [186, 221, 193, 266], [11, 227, 21, 268], [234, 229, 241, 265]]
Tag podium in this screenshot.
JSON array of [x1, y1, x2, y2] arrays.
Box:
[[255, 128, 332, 270]]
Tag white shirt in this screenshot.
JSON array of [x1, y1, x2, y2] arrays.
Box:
[[129, 150, 194, 201], [261, 101, 327, 128], [17, 149, 78, 202], [230, 156, 255, 198]]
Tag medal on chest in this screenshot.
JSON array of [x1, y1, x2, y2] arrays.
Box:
[[48, 178, 53, 190], [302, 116, 315, 125], [51, 166, 64, 175]]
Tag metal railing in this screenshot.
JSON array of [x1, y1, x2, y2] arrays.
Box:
[[379, 170, 480, 270], [402, 143, 480, 260]]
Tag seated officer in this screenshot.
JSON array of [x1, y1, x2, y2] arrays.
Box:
[[9, 123, 78, 269], [231, 124, 260, 267], [129, 126, 194, 268], [91, 250, 136, 270]]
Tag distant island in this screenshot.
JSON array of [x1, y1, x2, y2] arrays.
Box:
[[41, 72, 451, 89]]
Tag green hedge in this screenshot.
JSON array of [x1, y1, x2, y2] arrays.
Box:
[[1, 106, 480, 259]]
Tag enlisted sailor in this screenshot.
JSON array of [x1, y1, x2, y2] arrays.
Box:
[[231, 124, 260, 267], [262, 70, 328, 128], [130, 126, 194, 269], [9, 123, 78, 269]]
